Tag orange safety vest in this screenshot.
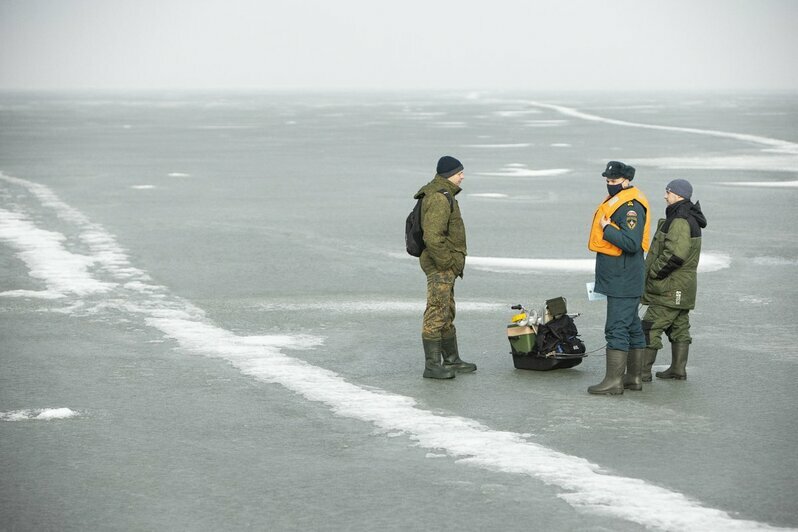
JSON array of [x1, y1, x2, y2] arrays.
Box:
[[588, 187, 651, 256]]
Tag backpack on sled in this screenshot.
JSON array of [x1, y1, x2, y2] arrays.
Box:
[[506, 297, 587, 371]]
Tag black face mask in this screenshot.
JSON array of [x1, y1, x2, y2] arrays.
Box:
[[607, 183, 624, 196]]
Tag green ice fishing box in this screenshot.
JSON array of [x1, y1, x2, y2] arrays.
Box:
[[507, 325, 536, 356]]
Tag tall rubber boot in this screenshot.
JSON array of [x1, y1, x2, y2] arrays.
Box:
[[623, 348, 643, 391], [441, 334, 477, 374], [588, 349, 627, 395], [656, 342, 688, 380], [641, 348, 658, 382], [422, 338, 456, 379]]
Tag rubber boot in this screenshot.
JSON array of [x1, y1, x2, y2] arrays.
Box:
[[623, 348, 643, 391], [441, 334, 477, 374], [656, 342, 688, 380], [422, 338, 456, 379], [588, 349, 627, 395], [641, 348, 658, 382]]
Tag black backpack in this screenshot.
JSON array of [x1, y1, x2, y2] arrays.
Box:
[[405, 189, 453, 257], [536, 315, 586, 355]]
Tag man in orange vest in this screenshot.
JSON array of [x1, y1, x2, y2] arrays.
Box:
[[587, 161, 651, 395]]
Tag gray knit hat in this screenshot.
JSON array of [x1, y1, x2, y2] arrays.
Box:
[[666, 179, 693, 200]]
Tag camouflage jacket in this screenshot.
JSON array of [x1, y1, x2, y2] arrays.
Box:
[[414, 175, 467, 276]]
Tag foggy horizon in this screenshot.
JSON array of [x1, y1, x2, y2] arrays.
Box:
[[1, 0, 797, 92]]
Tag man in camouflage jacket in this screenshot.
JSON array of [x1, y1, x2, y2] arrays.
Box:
[[641, 178, 707, 381], [415, 155, 476, 379]]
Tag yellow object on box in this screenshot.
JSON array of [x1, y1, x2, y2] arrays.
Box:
[[511, 312, 527, 323]]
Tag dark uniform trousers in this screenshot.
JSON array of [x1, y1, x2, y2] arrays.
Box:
[[606, 296, 646, 352]]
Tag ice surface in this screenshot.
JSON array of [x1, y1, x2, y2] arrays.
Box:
[[1, 408, 78, 421], [720, 180, 798, 187], [466, 252, 730, 274], [462, 143, 531, 148], [431, 121, 467, 128], [0, 172, 788, 531], [524, 100, 798, 154], [636, 155, 798, 172], [256, 300, 504, 314], [523, 119, 569, 127], [468, 193, 510, 198], [2, 94, 796, 531], [494, 109, 542, 117], [476, 166, 571, 177], [0, 208, 115, 297], [753, 256, 798, 266]]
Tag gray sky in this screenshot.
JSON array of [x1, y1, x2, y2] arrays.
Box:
[[1, 0, 796, 91]]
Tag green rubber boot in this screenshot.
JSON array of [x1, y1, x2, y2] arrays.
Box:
[[623, 348, 644, 391], [422, 338, 456, 379], [588, 349, 627, 395], [441, 334, 477, 374], [641, 348, 658, 382], [656, 342, 688, 380]]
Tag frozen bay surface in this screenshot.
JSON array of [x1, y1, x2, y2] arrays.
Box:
[[1, 91, 797, 531]]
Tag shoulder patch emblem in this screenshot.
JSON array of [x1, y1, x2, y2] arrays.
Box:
[[626, 209, 638, 230]]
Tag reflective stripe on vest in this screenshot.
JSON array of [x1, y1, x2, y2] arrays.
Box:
[[588, 187, 651, 256]]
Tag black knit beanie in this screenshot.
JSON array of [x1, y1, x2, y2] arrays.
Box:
[[437, 156, 464, 178]]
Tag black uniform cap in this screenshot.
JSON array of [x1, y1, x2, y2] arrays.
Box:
[[602, 160, 635, 181]]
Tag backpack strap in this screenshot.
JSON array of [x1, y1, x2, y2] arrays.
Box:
[[438, 189, 454, 212]]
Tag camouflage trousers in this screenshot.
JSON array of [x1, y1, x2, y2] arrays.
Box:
[[422, 270, 457, 340], [642, 305, 692, 350]]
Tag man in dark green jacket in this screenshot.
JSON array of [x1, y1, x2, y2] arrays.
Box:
[[415, 156, 476, 379], [640, 179, 707, 381]]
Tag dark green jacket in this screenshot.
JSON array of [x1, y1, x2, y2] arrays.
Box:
[[595, 197, 647, 297], [414, 175, 467, 276], [642, 200, 707, 309]]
